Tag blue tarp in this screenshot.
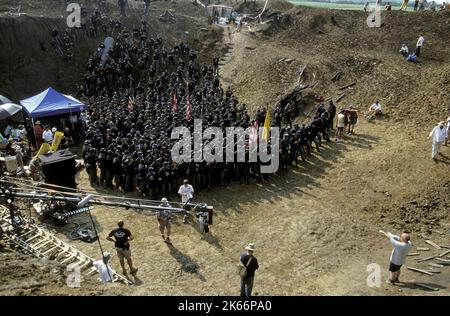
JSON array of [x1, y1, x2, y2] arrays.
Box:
[[20, 87, 85, 119]]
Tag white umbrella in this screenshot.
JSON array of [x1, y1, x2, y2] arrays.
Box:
[[0, 103, 22, 120], [0, 95, 12, 105]]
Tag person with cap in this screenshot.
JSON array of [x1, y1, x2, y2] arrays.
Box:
[[107, 220, 138, 275], [178, 179, 194, 203], [92, 252, 115, 283], [33, 121, 43, 148], [239, 243, 259, 296], [379, 230, 412, 284], [428, 121, 448, 159], [157, 198, 172, 243]]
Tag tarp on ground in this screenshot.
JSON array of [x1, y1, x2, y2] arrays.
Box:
[[20, 87, 86, 119], [0, 103, 22, 121]]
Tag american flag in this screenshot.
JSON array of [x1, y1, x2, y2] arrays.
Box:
[[185, 95, 191, 120], [127, 95, 135, 111]]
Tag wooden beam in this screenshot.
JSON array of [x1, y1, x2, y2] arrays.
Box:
[[425, 240, 442, 250], [415, 283, 439, 291], [407, 266, 434, 276], [415, 255, 438, 262], [416, 247, 430, 251], [336, 93, 346, 102], [407, 253, 420, 256], [436, 258, 450, 263], [438, 249, 450, 257], [338, 82, 356, 90], [429, 263, 444, 268]]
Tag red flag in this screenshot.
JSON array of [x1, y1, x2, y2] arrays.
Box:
[[127, 95, 134, 111], [172, 90, 178, 112], [185, 95, 191, 120]]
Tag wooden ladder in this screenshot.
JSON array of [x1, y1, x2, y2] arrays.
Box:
[[0, 206, 132, 285]]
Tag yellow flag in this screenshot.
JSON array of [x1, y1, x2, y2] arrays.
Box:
[[262, 110, 270, 140]]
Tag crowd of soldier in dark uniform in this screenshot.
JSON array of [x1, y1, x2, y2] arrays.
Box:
[[79, 19, 337, 200]]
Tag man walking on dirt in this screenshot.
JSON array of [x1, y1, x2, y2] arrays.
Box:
[[107, 220, 138, 275], [157, 198, 172, 243], [240, 243, 259, 296], [415, 34, 425, 57], [379, 230, 412, 284], [428, 121, 448, 159]]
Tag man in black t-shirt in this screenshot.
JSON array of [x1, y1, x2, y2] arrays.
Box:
[[107, 220, 138, 275], [240, 243, 259, 296]]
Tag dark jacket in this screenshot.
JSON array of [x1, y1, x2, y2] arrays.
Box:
[[240, 253, 259, 277]]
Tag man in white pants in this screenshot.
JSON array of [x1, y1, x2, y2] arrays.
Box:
[[429, 121, 448, 159], [178, 179, 194, 203]]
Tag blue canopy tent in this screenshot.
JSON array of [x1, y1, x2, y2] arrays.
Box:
[[20, 87, 85, 119]]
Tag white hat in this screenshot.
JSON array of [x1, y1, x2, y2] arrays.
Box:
[[161, 197, 168, 203], [51, 127, 57, 132], [245, 243, 256, 252]]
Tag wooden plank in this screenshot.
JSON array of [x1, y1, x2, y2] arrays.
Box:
[[439, 245, 450, 249], [436, 258, 450, 263], [336, 93, 346, 102], [408, 253, 420, 256], [425, 240, 442, 250], [407, 266, 434, 276], [338, 82, 356, 90], [416, 247, 430, 251], [415, 255, 438, 262], [429, 263, 444, 268], [42, 245, 59, 255], [438, 249, 450, 257], [415, 283, 439, 291]]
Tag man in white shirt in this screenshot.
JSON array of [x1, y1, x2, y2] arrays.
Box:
[[429, 121, 448, 159], [93, 252, 115, 283], [335, 110, 347, 142], [178, 179, 194, 203], [399, 44, 409, 57], [42, 126, 53, 144], [415, 34, 424, 57], [367, 100, 382, 120], [380, 230, 412, 284]]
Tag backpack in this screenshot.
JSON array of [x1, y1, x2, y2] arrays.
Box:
[[237, 256, 253, 278]]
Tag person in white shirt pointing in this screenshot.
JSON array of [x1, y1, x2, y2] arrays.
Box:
[[178, 179, 194, 203], [379, 230, 412, 284], [429, 121, 448, 159]]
